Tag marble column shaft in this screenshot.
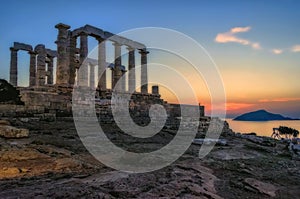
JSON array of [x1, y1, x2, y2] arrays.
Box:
[[139, 49, 149, 94], [97, 38, 106, 90], [79, 33, 89, 86], [89, 64, 96, 88], [55, 23, 71, 85], [113, 43, 122, 91], [127, 47, 136, 92], [69, 36, 77, 85], [29, 51, 36, 86], [9, 48, 18, 86], [47, 56, 54, 85], [36, 45, 46, 86]]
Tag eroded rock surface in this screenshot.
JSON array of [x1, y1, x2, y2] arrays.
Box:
[[0, 119, 299, 198]]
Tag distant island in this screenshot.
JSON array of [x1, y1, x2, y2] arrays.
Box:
[[233, 109, 299, 121]]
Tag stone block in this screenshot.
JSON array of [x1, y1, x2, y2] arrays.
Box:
[[0, 120, 10, 126], [0, 125, 29, 138]]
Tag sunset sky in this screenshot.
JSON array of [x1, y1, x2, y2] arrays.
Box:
[[0, 0, 299, 118]]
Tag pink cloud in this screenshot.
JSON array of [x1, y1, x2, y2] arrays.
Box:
[[291, 45, 300, 52], [271, 49, 283, 54], [215, 26, 261, 50]]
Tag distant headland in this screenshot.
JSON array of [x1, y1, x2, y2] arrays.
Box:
[[233, 109, 299, 121]]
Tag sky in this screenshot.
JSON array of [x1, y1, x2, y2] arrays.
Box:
[[0, 0, 299, 118]]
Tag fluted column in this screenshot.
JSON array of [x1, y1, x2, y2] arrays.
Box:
[[112, 43, 122, 91], [139, 49, 149, 94], [35, 45, 46, 86], [9, 48, 18, 86], [55, 23, 70, 85], [79, 32, 89, 86], [89, 63, 96, 89], [127, 47, 136, 92], [47, 56, 54, 84], [97, 38, 106, 90], [121, 69, 126, 92], [29, 51, 36, 86], [69, 36, 77, 85]]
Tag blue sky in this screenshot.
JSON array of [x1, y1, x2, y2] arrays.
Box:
[[0, 0, 299, 117]]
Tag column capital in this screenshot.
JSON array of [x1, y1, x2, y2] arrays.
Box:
[[139, 48, 149, 54], [55, 23, 71, 30], [79, 31, 89, 37], [96, 37, 105, 43], [112, 42, 122, 47], [126, 46, 135, 51], [10, 47, 18, 52]]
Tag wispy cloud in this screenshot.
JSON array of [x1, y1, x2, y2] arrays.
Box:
[[291, 45, 300, 52], [271, 49, 283, 54], [226, 102, 254, 110], [259, 97, 300, 103], [215, 26, 261, 50]]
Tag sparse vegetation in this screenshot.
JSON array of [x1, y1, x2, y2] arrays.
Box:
[[278, 126, 299, 138], [0, 79, 23, 104]]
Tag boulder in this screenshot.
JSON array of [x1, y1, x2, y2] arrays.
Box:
[[0, 125, 29, 138]]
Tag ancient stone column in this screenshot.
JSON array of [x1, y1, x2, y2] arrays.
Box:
[[97, 38, 106, 91], [89, 63, 96, 89], [121, 69, 126, 92], [152, 85, 159, 95], [47, 56, 54, 85], [29, 51, 36, 86], [35, 44, 46, 86], [79, 32, 89, 86], [9, 48, 18, 86], [127, 47, 136, 92], [139, 49, 149, 94], [112, 43, 122, 91], [55, 23, 70, 86], [68, 36, 77, 85]]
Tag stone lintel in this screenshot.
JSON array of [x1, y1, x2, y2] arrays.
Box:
[[71, 24, 145, 49], [13, 42, 33, 51]]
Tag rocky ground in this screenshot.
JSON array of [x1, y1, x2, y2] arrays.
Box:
[[0, 119, 299, 198]]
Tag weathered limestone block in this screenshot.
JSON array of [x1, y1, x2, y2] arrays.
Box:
[[0, 120, 10, 126], [0, 125, 29, 138]]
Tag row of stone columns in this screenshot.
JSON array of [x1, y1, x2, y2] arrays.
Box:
[[9, 47, 55, 87], [75, 37, 149, 93], [55, 24, 149, 93]]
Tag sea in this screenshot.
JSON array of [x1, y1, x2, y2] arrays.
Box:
[[226, 119, 300, 137]]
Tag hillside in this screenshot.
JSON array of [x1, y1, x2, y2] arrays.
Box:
[[233, 109, 298, 121]]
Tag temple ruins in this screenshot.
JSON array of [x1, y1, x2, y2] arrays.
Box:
[[1, 23, 205, 121]]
